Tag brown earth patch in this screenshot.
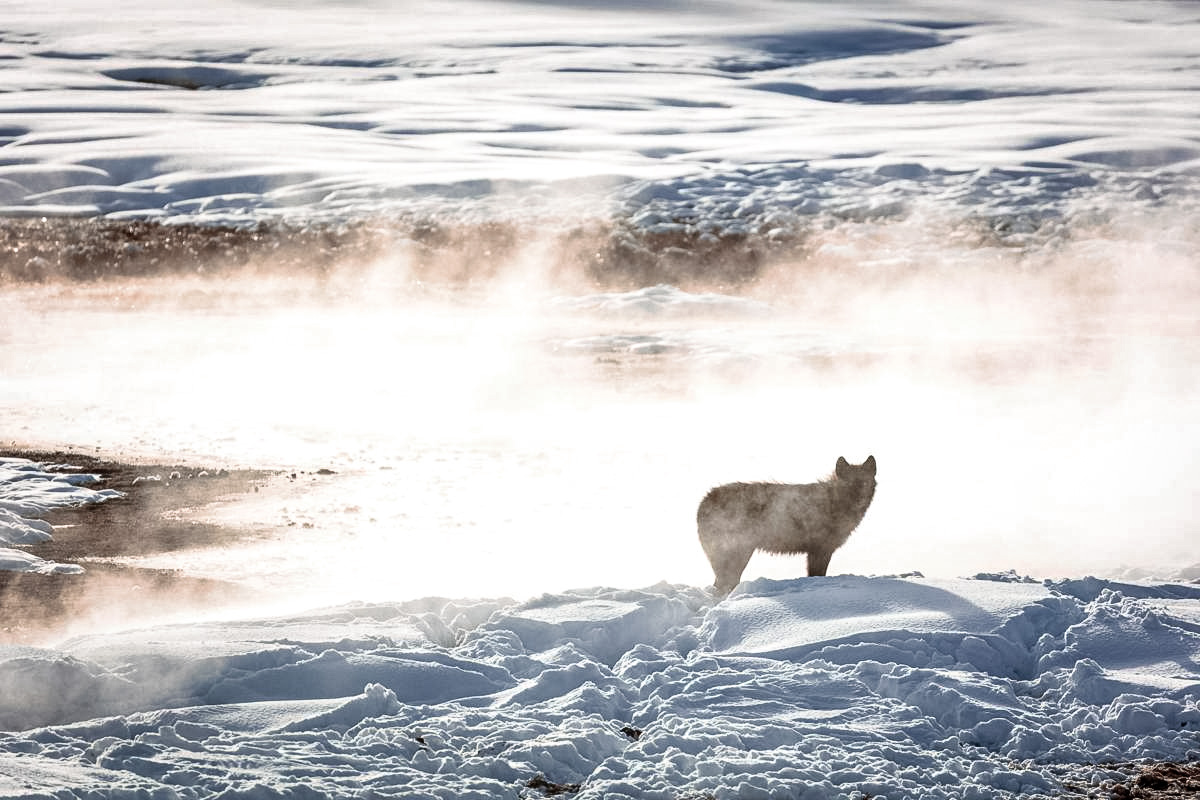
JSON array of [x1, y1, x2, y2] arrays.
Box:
[[0, 215, 799, 290], [0, 450, 276, 644], [1055, 762, 1200, 799], [1099, 762, 1200, 799]]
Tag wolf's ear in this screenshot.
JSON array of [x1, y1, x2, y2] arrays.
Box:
[[835, 456, 850, 479], [864, 455, 877, 475]]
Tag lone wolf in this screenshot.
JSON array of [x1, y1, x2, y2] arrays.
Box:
[[697, 456, 877, 596]]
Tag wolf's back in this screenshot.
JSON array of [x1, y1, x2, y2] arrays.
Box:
[[697, 481, 825, 549]]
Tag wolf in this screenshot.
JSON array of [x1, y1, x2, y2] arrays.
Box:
[[697, 455, 876, 596]]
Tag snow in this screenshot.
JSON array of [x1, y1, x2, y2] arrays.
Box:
[[0, 458, 121, 575], [553, 285, 770, 318], [0, 0, 1195, 228], [0, 576, 1198, 798], [1, 0, 1199, 796]]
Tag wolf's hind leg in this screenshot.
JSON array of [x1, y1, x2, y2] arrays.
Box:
[[806, 549, 833, 577]]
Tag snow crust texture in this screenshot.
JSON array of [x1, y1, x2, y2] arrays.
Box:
[[2, 576, 1198, 799], [0, 0, 1195, 232]]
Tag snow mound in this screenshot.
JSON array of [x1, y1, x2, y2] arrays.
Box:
[[0, 458, 123, 574], [0, 508, 53, 546], [1, 576, 1198, 798], [701, 576, 1060, 668], [0, 547, 84, 575]]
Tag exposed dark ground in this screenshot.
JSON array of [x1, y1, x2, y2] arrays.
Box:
[[0, 215, 786, 289], [0, 213, 1041, 292], [0, 450, 275, 645], [1062, 762, 1200, 799]]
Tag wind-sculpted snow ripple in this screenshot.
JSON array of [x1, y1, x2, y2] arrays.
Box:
[[0, 0, 1196, 237], [1, 576, 1199, 798]]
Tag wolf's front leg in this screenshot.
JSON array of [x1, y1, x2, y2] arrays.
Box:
[[711, 546, 754, 596]]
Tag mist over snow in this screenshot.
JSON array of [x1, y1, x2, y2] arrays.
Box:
[[0, 0, 1199, 797]]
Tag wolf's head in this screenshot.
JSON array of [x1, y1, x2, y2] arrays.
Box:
[[835, 455, 876, 484]]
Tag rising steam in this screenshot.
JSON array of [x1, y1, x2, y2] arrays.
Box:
[[2, 202, 1196, 629]]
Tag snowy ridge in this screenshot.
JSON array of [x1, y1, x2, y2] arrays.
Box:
[[1, 576, 1199, 798], [0, 458, 122, 575]]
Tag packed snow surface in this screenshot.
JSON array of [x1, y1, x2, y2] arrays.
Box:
[[2, 575, 1199, 798]]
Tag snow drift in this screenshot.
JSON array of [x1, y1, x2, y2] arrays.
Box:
[[1, 576, 1198, 798]]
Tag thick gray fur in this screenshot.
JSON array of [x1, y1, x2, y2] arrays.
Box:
[[697, 455, 877, 596]]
